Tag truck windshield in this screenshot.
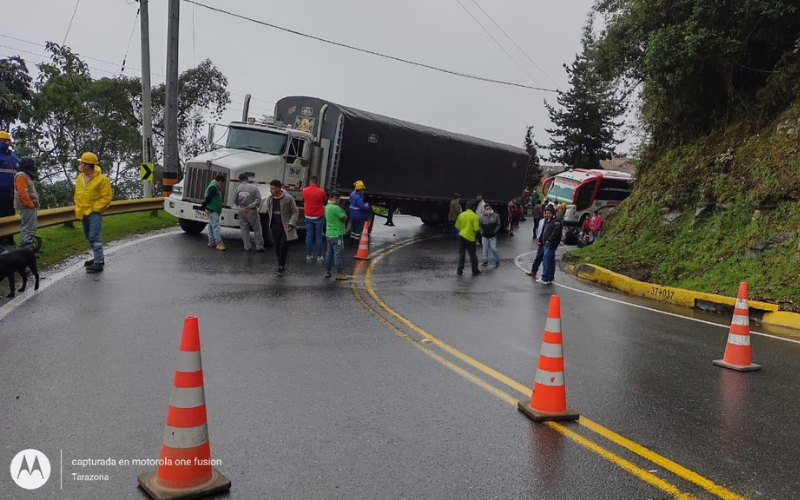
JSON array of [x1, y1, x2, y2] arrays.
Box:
[[226, 127, 288, 155], [546, 177, 580, 203]]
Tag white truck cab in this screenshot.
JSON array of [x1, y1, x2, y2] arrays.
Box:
[[165, 118, 315, 234]]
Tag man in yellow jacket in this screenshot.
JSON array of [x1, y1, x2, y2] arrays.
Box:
[[74, 152, 112, 273], [454, 200, 481, 276]]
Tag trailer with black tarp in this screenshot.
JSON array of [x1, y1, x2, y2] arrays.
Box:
[[274, 96, 529, 227]]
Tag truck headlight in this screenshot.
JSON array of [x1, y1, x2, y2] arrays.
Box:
[[172, 185, 183, 196]]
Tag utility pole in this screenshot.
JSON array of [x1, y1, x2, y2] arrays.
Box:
[[139, 0, 154, 198], [162, 0, 180, 198]]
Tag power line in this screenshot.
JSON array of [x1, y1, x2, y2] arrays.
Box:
[[454, 0, 541, 87], [468, 0, 559, 88], [0, 50, 271, 121], [0, 34, 276, 106], [182, 0, 557, 93], [0, 45, 119, 77], [120, 5, 141, 75], [63, 0, 82, 46]]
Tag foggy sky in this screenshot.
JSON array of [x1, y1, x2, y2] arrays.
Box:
[[3, 0, 600, 152]]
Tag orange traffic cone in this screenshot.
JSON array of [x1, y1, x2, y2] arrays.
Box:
[[138, 316, 231, 500], [518, 295, 579, 422], [354, 221, 371, 260], [713, 282, 761, 372]]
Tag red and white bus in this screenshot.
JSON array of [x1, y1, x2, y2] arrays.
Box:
[[541, 169, 633, 225]]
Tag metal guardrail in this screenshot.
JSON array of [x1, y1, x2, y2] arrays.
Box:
[[0, 198, 165, 238]]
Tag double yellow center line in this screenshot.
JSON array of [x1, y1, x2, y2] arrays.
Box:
[[352, 237, 746, 500]]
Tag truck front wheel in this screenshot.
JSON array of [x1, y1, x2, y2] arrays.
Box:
[[178, 218, 207, 234]]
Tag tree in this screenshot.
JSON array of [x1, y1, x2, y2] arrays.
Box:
[[593, 0, 800, 146], [14, 44, 230, 206], [543, 26, 626, 170], [0, 56, 34, 130], [149, 59, 230, 167], [523, 126, 542, 192]]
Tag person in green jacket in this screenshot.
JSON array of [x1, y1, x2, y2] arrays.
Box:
[[199, 174, 226, 251], [323, 191, 350, 280], [455, 201, 481, 276]]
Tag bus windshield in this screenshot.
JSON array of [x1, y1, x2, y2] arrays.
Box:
[[226, 127, 288, 155], [546, 177, 580, 203]]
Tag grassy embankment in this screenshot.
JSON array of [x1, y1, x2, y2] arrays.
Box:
[[7, 211, 177, 270], [566, 99, 800, 310]]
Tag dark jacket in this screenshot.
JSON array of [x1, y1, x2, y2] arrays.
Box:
[[0, 143, 20, 198], [479, 212, 501, 238], [201, 182, 223, 214], [539, 218, 562, 247]]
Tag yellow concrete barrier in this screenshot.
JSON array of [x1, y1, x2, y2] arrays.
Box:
[[569, 263, 779, 313], [760, 311, 800, 330]]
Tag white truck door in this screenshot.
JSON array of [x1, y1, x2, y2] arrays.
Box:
[[283, 137, 310, 198]]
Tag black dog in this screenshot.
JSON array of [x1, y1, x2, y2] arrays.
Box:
[[0, 248, 40, 298]]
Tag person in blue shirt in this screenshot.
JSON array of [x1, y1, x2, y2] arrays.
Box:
[[349, 180, 370, 247], [0, 131, 21, 246]]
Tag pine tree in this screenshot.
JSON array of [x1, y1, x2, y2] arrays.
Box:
[[543, 27, 625, 169], [523, 126, 542, 192]]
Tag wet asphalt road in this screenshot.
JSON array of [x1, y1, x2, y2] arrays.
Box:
[[1, 215, 799, 499]]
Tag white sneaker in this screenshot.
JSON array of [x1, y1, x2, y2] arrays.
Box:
[[535, 278, 545, 284], [306, 255, 313, 260], [317, 256, 324, 262]]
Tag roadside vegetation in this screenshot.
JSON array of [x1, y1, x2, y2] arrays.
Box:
[[566, 0, 800, 310], [7, 212, 177, 270]]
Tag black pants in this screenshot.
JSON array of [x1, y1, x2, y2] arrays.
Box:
[[533, 217, 541, 237], [271, 220, 289, 268], [457, 236, 479, 274]]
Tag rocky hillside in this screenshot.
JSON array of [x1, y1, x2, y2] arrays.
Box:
[[567, 98, 800, 310]]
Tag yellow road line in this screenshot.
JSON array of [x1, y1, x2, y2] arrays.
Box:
[[362, 238, 747, 500], [577, 417, 746, 500], [351, 279, 697, 500]]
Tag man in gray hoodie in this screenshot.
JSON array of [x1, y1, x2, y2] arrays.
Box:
[[234, 173, 264, 251], [479, 202, 501, 267]]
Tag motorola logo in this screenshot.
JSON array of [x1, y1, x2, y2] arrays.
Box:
[[10, 449, 51, 490]]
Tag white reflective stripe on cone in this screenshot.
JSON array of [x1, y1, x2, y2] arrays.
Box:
[[177, 350, 203, 372], [543, 317, 561, 333], [727, 333, 751, 346], [539, 342, 564, 359], [534, 369, 565, 386], [169, 386, 206, 408], [162, 423, 209, 449], [731, 315, 749, 326], [735, 298, 748, 310]]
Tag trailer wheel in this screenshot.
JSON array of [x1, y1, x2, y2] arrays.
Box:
[[178, 218, 207, 234], [498, 211, 509, 234]]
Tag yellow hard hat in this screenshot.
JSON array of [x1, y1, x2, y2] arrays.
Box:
[[78, 152, 99, 165], [561, 202, 567, 209], [0, 131, 11, 141], [354, 180, 365, 190]]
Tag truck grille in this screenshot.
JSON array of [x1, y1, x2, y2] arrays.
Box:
[[183, 163, 230, 203]]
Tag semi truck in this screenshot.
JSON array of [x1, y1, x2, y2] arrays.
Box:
[[164, 95, 530, 234]]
